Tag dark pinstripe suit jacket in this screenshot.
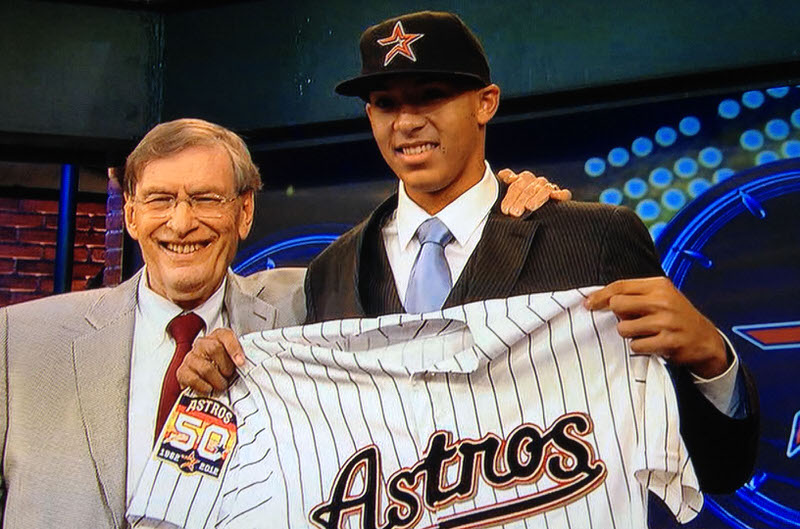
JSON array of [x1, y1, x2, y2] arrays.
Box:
[[305, 193, 758, 494]]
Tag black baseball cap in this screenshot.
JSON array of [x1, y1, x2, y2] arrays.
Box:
[[335, 11, 491, 98]]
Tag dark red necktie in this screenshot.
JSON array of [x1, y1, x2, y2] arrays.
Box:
[[154, 312, 205, 442]]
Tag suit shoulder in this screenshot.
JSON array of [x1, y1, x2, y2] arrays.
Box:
[[309, 220, 365, 271], [3, 288, 109, 322], [234, 268, 306, 300]]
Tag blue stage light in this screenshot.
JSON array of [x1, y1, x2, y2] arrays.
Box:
[[608, 147, 630, 167], [649, 221, 666, 241], [584, 157, 606, 177], [688, 178, 712, 198], [698, 147, 723, 168], [765, 119, 790, 141], [718, 99, 740, 119], [631, 137, 653, 157], [662, 188, 687, 211], [782, 140, 800, 158], [599, 188, 623, 205], [624, 178, 648, 199], [742, 90, 765, 109], [649, 167, 673, 188], [756, 150, 779, 165], [766, 86, 790, 98], [679, 116, 701, 136], [713, 168, 735, 183], [655, 126, 677, 147], [791, 108, 800, 129], [636, 199, 660, 221], [740, 129, 764, 151], [674, 157, 698, 179]]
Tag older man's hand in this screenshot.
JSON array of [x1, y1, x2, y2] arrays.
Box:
[[177, 328, 244, 394], [497, 169, 572, 217], [584, 276, 729, 379]]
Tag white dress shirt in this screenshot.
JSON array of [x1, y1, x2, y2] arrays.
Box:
[[126, 269, 228, 505], [383, 161, 498, 302], [382, 162, 742, 417]]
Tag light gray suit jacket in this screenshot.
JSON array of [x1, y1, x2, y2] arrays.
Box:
[[0, 267, 307, 529]]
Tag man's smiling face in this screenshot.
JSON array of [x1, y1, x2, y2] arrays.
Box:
[[124, 144, 254, 309], [365, 77, 499, 214]]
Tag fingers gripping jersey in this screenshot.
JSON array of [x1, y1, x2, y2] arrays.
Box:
[[128, 288, 702, 528]]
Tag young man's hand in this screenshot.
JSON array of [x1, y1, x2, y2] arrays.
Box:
[[585, 277, 729, 379]]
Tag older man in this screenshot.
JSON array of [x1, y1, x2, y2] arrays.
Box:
[[0, 119, 307, 528], [0, 117, 558, 527]]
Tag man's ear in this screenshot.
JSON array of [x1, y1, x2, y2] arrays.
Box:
[[123, 193, 139, 241], [365, 102, 373, 123], [237, 190, 255, 240], [476, 84, 500, 126]]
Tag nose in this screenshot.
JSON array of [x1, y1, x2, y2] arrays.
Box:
[[165, 199, 198, 236], [394, 106, 426, 134]]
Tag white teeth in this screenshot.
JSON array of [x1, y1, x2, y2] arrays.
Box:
[[164, 242, 204, 254], [401, 143, 436, 155]]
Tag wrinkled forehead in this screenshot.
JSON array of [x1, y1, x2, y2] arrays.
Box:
[[135, 145, 236, 193]]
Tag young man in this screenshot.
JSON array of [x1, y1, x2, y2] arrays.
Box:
[[303, 11, 757, 493]]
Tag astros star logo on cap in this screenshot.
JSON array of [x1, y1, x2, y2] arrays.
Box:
[[377, 21, 424, 66]]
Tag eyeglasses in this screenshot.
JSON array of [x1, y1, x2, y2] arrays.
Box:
[[132, 193, 240, 219]]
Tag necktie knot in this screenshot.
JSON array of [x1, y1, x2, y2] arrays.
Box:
[[416, 217, 453, 247], [167, 312, 205, 346]]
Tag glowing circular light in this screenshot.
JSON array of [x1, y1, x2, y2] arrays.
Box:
[[599, 188, 623, 205], [790, 108, 800, 129], [649, 167, 673, 188], [679, 116, 701, 136], [755, 150, 779, 165], [624, 178, 648, 199], [742, 90, 765, 109], [631, 137, 653, 157], [608, 147, 630, 167], [673, 157, 698, 179], [688, 178, 712, 198], [765, 119, 790, 141], [717, 99, 740, 119], [782, 139, 800, 158], [655, 126, 678, 147], [662, 188, 687, 211], [649, 221, 667, 241], [713, 168, 735, 183], [766, 86, 790, 98], [635, 199, 660, 221], [584, 157, 606, 177], [698, 147, 723, 168], [739, 129, 764, 151]]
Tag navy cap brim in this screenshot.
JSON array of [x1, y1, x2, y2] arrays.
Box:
[[335, 70, 488, 97]]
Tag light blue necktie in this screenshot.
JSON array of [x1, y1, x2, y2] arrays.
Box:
[[404, 217, 455, 313]]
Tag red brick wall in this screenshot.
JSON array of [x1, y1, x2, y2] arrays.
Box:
[[0, 196, 107, 307]]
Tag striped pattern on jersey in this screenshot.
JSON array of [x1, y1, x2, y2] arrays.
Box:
[[128, 287, 702, 528]]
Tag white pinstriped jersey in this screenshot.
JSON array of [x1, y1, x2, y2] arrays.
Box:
[[127, 288, 702, 528]]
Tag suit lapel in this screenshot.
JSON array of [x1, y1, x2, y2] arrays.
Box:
[[225, 272, 278, 334], [447, 210, 541, 306], [73, 272, 140, 527]]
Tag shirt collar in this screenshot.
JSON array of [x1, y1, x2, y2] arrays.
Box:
[[396, 161, 498, 249], [137, 266, 228, 335]]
